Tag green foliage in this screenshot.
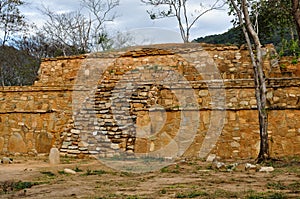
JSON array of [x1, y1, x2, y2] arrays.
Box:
[[160, 188, 167, 194], [291, 58, 298, 65], [267, 181, 300, 192], [280, 64, 286, 69], [0, 180, 40, 194], [194, 27, 300, 58], [81, 169, 107, 176], [160, 167, 169, 173], [247, 191, 287, 199], [126, 196, 141, 199], [267, 182, 287, 190], [197, 0, 300, 58], [194, 26, 245, 45], [13, 181, 37, 191], [120, 171, 135, 177], [258, 0, 294, 40], [160, 165, 180, 173], [175, 190, 209, 198], [279, 39, 300, 57], [40, 171, 56, 177], [58, 170, 67, 175], [74, 166, 83, 172]]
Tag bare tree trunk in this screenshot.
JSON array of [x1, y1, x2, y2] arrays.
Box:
[[241, 0, 269, 162], [292, 0, 300, 42], [230, 0, 269, 162]]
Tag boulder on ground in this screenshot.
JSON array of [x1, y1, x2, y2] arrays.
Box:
[[259, 166, 274, 172], [1, 157, 13, 164], [64, 168, 76, 175], [206, 154, 217, 162], [212, 160, 226, 171]]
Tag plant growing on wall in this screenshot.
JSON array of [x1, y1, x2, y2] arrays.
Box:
[[228, 0, 269, 163]]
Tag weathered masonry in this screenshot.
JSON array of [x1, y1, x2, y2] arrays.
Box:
[[0, 43, 299, 159]]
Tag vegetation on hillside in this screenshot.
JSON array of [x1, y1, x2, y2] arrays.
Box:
[[194, 27, 299, 56], [195, 0, 300, 58]]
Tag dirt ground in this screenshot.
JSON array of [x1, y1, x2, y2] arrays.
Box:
[[0, 155, 299, 199]]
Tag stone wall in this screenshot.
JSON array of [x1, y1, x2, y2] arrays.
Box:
[[0, 86, 73, 155], [0, 43, 299, 159]]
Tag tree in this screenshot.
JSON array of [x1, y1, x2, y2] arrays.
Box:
[[292, 0, 300, 42], [41, 8, 92, 56], [258, 0, 293, 38], [193, 26, 245, 45], [14, 30, 61, 58], [40, 0, 120, 55], [257, 0, 300, 50], [228, 0, 269, 162], [0, 0, 39, 86], [0, 45, 39, 86], [81, 0, 120, 51], [0, 0, 26, 46], [141, 0, 224, 43], [195, 0, 300, 55]]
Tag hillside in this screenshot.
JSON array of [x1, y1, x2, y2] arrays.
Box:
[[193, 26, 295, 55], [194, 27, 245, 46]]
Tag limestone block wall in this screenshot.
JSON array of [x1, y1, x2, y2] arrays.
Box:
[[0, 43, 299, 160], [0, 87, 73, 155]]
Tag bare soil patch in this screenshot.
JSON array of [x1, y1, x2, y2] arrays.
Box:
[[0, 156, 299, 199]]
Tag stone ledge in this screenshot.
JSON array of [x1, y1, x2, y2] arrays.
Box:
[[0, 109, 57, 114], [0, 86, 73, 92]]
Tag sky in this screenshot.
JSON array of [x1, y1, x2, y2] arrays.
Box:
[[21, 0, 234, 44]]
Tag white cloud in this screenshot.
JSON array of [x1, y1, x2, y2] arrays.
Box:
[[126, 27, 182, 45]]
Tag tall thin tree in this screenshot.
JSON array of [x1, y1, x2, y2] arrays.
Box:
[[81, 0, 119, 51], [229, 0, 269, 162]]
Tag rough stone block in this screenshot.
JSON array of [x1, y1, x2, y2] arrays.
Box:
[[8, 133, 27, 153]]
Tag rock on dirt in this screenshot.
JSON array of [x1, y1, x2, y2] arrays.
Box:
[[64, 168, 76, 175], [259, 166, 274, 172], [212, 160, 227, 171], [206, 154, 217, 162], [1, 157, 13, 164]]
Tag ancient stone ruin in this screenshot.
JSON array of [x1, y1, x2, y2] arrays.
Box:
[[0, 43, 299, 159]]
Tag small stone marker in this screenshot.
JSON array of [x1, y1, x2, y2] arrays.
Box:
[[49, 147, 60, 165]]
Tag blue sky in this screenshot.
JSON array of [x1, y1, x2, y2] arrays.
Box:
[[21, 0, 233, 43]]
